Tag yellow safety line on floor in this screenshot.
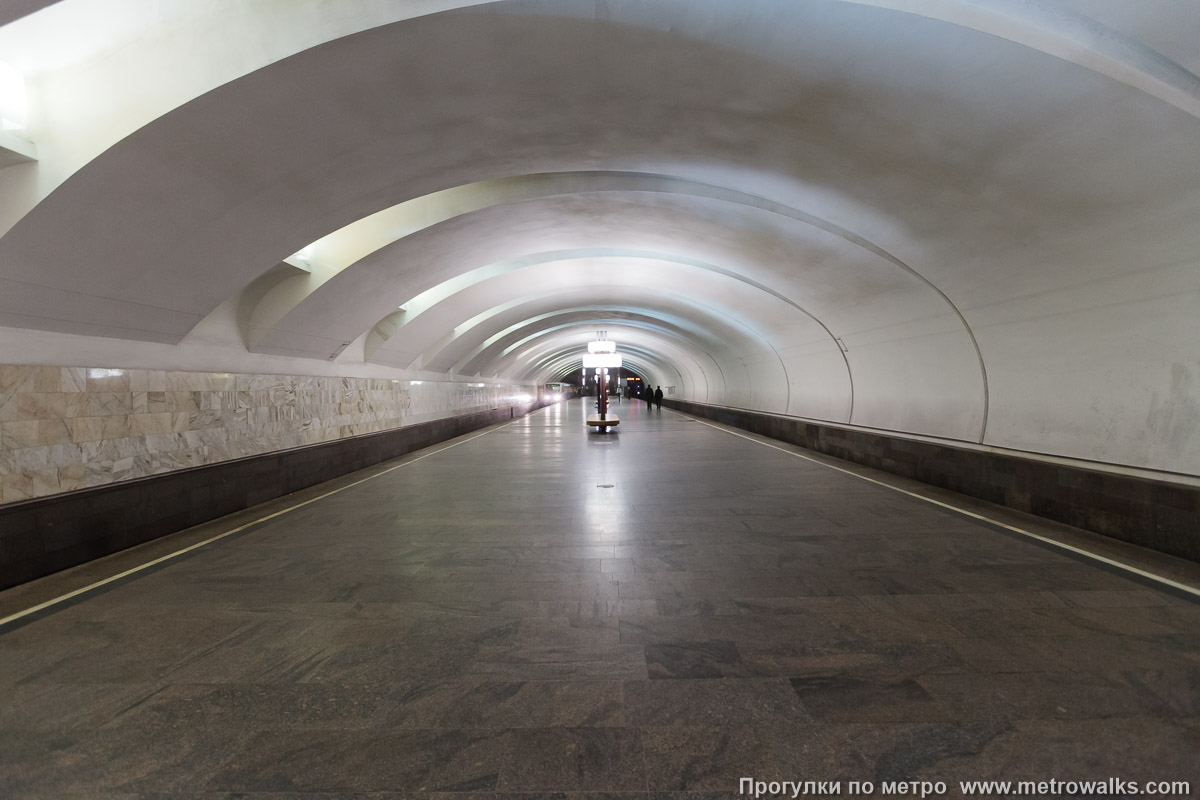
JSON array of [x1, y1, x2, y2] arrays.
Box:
[[0, 410, 545, 629], [686, 416, 1200, 599]]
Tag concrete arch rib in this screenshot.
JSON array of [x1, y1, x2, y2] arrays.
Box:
[[380, 286, 757, 404], [477, 319, 700, 391], [0, 0, 1194, 213], [455, 311, 719, 378], [527, 344, 686, 387], [357, 242, 848, 408], [838, 0, 1200, 120], [466, 317, 714, 401], [385, 301, 736, 402], [479, 317, 717, 394], [541, 342, 713, 404], [376, 296, 729, 368], [449, 296, 755, 408], [254, 170, 977, 432], [529, 345, 691, 394], [478, 317, 706, 382], [368, 266, 796, 412]]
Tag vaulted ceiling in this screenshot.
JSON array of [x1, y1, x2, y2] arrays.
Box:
[[0, 0, 1197, 474]]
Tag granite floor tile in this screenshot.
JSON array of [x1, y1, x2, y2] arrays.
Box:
[[467, 580, 620, 602], [640, 725, 855, 791], [0, 723, 255, 795], [731, 595, 869, 615], [1055, 588, 1190, 608], [1115, 668, 1200, 716], [915, 671, 1176, 721], [820, 610, 967, 643], [209, 729, 514, 793], [0, 681, 165, 731], [1, 399, 1195, 793], [790, 674, 952, 723], [619, 613, 839, 647], [467, 643, 649, 681], [834, 720, 1016, 784], [102, 683, 398, 730], [495, 728, 646, 792], [384, 679, 625, 728], [298, 641, 474, 684], [624, 678, 808, 726], [1062, 605, 1195, 636], [644, 640, 750, 679], [912, 717, 1200, 783], [513, 617, 621, 648], [856, 591, 1067, 614], [655, 596, 742, 616], [939, 608, 1115, 638]]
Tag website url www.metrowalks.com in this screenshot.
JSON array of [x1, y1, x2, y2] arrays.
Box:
[[740, 778, 1193, 798]]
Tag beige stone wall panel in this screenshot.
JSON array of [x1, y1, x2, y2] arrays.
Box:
[[0, 364, 530, 503]]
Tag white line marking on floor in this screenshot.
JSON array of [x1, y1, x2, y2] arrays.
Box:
[[687, 416, 1200, 599], [0, 409, 546, 629]]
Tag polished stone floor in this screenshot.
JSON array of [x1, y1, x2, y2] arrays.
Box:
[[1, 398, 1198, 798]]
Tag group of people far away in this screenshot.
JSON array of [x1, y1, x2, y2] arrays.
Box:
[[643, 385, 663, 410]]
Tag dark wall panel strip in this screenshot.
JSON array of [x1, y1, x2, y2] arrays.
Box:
[[664, 399, 1200, 563], [0, 401, 548, 590]]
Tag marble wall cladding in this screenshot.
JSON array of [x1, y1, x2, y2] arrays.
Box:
[[0, 365, 533, 504]]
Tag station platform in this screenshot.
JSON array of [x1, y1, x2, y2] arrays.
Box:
[[0, 397, 1196, 794]]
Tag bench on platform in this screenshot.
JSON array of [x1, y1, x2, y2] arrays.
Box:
[[586, 413, 620, 431]]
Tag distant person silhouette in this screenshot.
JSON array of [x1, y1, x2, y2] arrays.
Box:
[[654, 386, 663, 410]]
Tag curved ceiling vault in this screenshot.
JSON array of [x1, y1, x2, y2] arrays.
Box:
[[0, 0, 1197, 476]]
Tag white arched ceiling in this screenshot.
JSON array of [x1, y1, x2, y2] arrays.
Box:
[[0, 0, 1197, 476], [247, 190, 977, 434], [460, 314, 720, 377], [452, 313, 719, 401], [373, 284, 754, 403], [1, 0, 1196, 209]]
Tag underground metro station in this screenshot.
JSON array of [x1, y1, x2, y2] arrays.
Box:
[[0, 1, 1198, 796]]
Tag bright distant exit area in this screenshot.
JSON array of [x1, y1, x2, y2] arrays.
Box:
[[0, 0, 1198, 794]]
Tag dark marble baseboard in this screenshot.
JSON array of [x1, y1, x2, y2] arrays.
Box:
[[0, 401, 549, 590], [663, 399, 1200, 563]]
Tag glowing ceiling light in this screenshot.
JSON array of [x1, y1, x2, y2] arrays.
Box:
[[584, 334, 621, 368]]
